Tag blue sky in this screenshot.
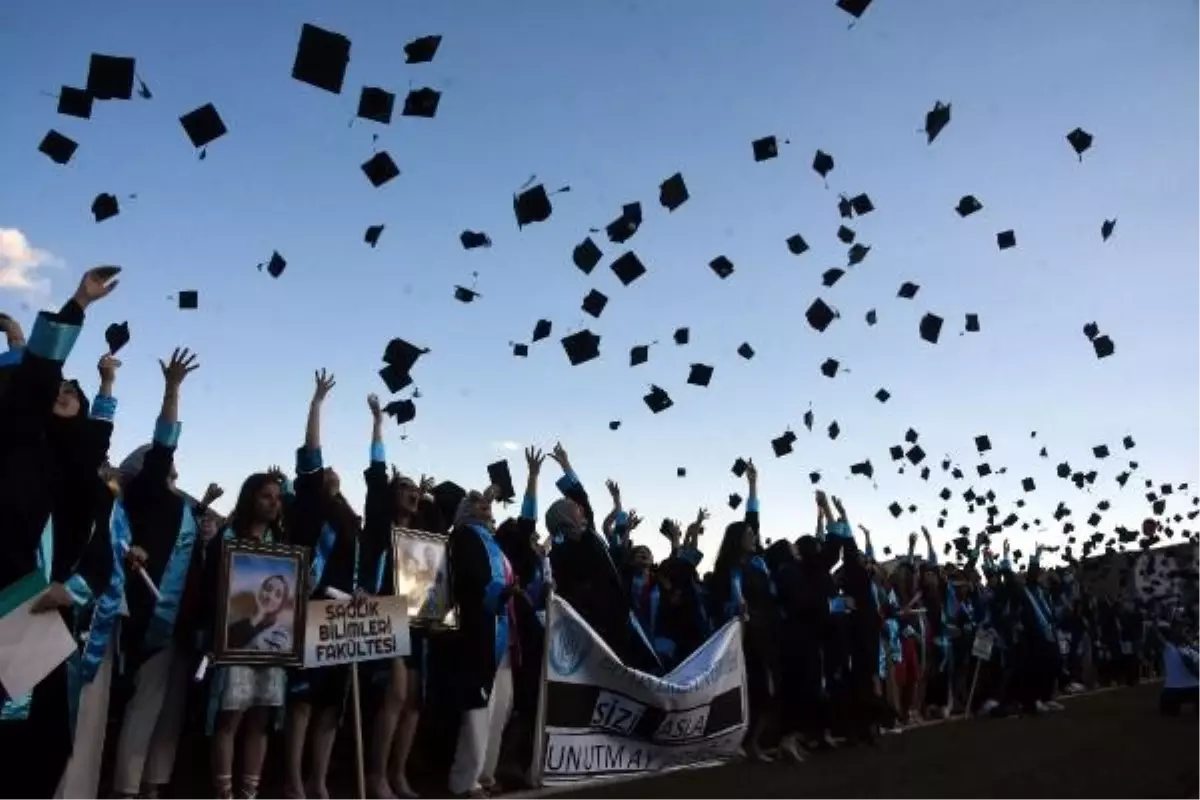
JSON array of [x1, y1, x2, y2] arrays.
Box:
[[2, 0, 1197, 564]]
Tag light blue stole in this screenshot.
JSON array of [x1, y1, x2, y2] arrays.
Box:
[[143, 501, 198, 651], [310, 523, 338, 591], [469, 524, 511, 665], [80, 500, 131, 683]]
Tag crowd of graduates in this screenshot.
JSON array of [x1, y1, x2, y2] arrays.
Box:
[[0, 268, 1195, 800]]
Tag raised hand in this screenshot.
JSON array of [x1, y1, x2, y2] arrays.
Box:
[[921, 526, 931, 540], [159, 347, 199, 387], [313, 368, 336, 401], [605, 479, 620, 500], [367, 393, 382, 419], [73, 265, 121, 307], [549, 442, 571, 471], [0, 313, 25, 346], [627, 510, 643, 530], [30, 583, 74, 614], [745, 459, 758, 483], [97, 353, 121, 388], [419, 474, 436, 493], [908, 531, 919, 546], [525, 446, 545, 474], [202, 483, 224, 505], [266, 464, 286, 484], [661, 518, 682, 543]]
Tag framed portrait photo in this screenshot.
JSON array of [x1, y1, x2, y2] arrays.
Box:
[[391, 527, 457, 629], [214, 540, 309, 666]]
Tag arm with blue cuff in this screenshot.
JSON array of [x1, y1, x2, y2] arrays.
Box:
[[0, 299, 83, 448], [550, 443, 596, 529], [744, 460, 760, 534]]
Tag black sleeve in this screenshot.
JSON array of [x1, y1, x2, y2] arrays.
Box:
[[449, 525, 495, 613], [0, 300, 84, 450], [75, 488, 115, 598]]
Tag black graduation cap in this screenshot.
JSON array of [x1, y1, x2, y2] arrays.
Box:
[[38, 130, 77, 165], [1039, 447, 1048, 457], [609, 421, 621, 431], [659, 172, 689, 211], [897, 282, 919, 299], [562, 329, 601, 366], [688, 363, 713, 387], [532, 319, 552, 342], [87, 54, 135, 100], [57, 85, 93, 119], [402, 87, 441, 118], [606, 203, 642, 244], [1056, 462, 1072, 478], [673, 327, 689, 345], [364, 224, 385, 248], [611, 252, 647, 286], [875, 388, 890, 403], [1116, 471, 1131, 488], [573, 238, 602, 273], [771, 433, 794, 457], [924, 101, 951, 144], [1093, 335, 1114, 359], [803, 409, 814, 431], [847, 244, 871, 266], [786, 235, 809, 255], [404, 34, 442, 64], [454, 286, 480, 303], [865, 309, 877, 326], [939, 488, 952, 501], [291, 24, 351, 94], [812, 150, 834, 178], [905, 428, 919, 443], [1066, 127, 1093, 160], [737, 342, 755, 360], [265, 251, 287, 278], [378, 363, 412, 394], [820, 358, 840, 378], [179, 103, 227, 153], [710, 256, 735, 279], [1100, 218, 1117, 242], [837, 196, 854, 219], [837, 226, 856, 245], [977, 463, 992, 477], [850, 194, 874, 216], [178, 290, 199, 310], [965, 313, 980, 333], [919, 313, 943, 344], [955, 195, 983, 217], [806, 298, 836, 332], [1122, 435, 1135, 450], [92, 193, 119, 222], [677, 467, 686, 477], [513, 342, 529, 357], [1022, 477, 1036, 492], [828, 421, 841, 440], [752, 136, 778, 161], [732, 458, 748, 477], [104, 322, 130, 355], [729, 493, 743, 510], [383, 338, 427, 373], [630, 344, 649, 367], [975, 435, 992, 453], [951, 467, 964, 479], [357, 87, 395, 123], [889, 446, 904, 461], [361, 151, 400, 187], [1093, 444, 1110, 459], [906, 445, 926, 465], [888, 502, 903, 518], [810, 471, 822, 485], [461, 230, 492, 249], [644, 384, 673, 414], [487, 460, 516, 502], [1082, 321, 1102, 341], [384, 399, 416, 425], [837, 0, 873, 19], [581, 289, 608, 318], [822, 268, 845, 288], [997, 230, 1017, 250], [850, 460, 874, 479], [964, 489, 977, 503]]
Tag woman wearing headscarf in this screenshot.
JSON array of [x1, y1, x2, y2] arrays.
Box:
[[0, 267, 120, 799], [283, 370, 363, 799], [446, 485, 519, 798], [198, 472, 288, 799], [544, 443, 660, 674], [361, 394, 440, 799], [107, 347, 203, 799]]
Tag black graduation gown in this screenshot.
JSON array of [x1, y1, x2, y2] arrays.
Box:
[[448, 523, 513, 711]]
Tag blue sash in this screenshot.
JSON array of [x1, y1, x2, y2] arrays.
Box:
[[143, 503, 198, 651], [80, 501, 131, 683], [470, 524, 510, 665], [309, 522, 337, 592], [1024, 586, 1054, 641]]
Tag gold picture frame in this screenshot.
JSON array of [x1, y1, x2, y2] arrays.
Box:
[[391, 527, 458, 630], [214, 540, 310, 666]]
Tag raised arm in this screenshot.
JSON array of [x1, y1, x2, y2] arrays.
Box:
[[744, 460, 760, 533], [859, 524, 875, 561], [922, 526, 937, 565], [549, 442, 595, 527], [521, 446, 544, 523]]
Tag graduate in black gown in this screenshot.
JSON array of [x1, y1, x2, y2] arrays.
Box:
[[0, 267, 121, 798]]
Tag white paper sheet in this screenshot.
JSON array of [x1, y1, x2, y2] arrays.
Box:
[[0, 584, 78, 698]]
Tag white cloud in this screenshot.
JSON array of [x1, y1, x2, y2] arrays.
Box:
[[0, 228, 62, 298], [492, 440, 521, 452]]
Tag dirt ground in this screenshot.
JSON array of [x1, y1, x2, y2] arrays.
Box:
[[542, 685, 1199, 799]]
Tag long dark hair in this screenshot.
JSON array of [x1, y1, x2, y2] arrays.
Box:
[[228, 472, 284, 541], [713, 521, 755, 583]]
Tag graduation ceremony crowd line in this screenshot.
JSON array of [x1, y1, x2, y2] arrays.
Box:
[[1, 267, 1195, 800]]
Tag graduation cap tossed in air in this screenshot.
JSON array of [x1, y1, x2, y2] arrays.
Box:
[[461, 230, 491, 250], [812, 150, 834, 179], [87, 53, 136, 100], [402, 88, 441, 118], [362, 152, 400, 187], [364, 224, 385, 248], [384, 399, 416, 425], [357, 87, 395, 124], [562, 330, 601, 366], [291, 24, 351, 94], [104, 322, 130, 355], [606, 203, 642, 244], [39, 131, 77, 165], [573, 238, 602, 273], [611, 252, 647, 286], [955, 195, 983, 217], [659, 173, 689, 211], [924, 101, 951, 144], [644, 384, 673, 414], [179, 103, 227, 156], [404, 34, 442, 64], [57, 86, 93, 119], [1066, 127, 1093, 160]]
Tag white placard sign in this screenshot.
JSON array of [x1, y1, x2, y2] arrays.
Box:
[[303, 595, 410, 668]]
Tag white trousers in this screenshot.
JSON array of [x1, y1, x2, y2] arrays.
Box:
[[448, 653, 514, 795], [55, 640, 115, 799], [111, 646, 190, 794]]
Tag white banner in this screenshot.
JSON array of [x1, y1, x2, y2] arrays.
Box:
[[303, 595, 410, 668], [537, 594, 747, 785]]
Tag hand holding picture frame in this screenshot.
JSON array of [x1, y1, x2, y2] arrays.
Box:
[[214, 540, 309, 666], [391, 527, 457, 630]]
